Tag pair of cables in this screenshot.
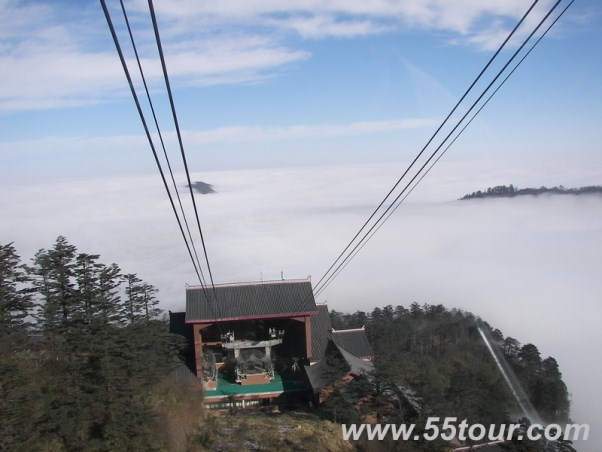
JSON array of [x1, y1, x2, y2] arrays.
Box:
[[281, 0, 573, 324], [100, 0, 223, 325], [313, 0, 575, 300], [310, 0, 572, 301]]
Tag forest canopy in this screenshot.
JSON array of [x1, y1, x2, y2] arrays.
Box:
[[327, 304, 572, 450], [460, 184, 602, 200], [1, 238, 573, 451], [0, 237, 183, 450]]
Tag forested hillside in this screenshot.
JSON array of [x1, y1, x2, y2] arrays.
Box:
[[460, 184, 602, 199], [0, 238, 196, 450], [328, 305, 573, 451], [1, 238, 574, 450]]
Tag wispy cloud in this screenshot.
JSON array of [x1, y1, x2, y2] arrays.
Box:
[[183, 118, 438, 144], [2, 0, 591, 113], [159, 36, 309, 86], [0, 50, 125, 111], [142, 0, 569, 48], [0, 1, 123, 111], [0, 1, 309, 112], [0, 117, 437, 159], [267, 15, 394, 39]]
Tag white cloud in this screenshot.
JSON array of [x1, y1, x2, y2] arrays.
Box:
[[0, 1, 309, 112], [0, 117, 437, 160], [162, 37, 310, 85], [183, 118, 437, 144], [141, 0, 557, 46], [268, 15, 393, 39], [1, 0, 587, 112], [0, 41, 306, 112], [1, 164, 600, 451], [0, 1, 122, 111], [0, 50, 126, 111]]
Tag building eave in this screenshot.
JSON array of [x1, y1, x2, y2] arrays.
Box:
[[185, 310, 318, 324]]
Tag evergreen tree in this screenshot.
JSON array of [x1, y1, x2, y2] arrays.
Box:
[[0, 242, 32, 338], [12, 238, 178, 449], [123, 273, 147, 325], [533, 357, 570, 422], [97, 263, 123, 325], [502, 337, 521, 362], [0, 243, 41, 450], [349, 310, 368, 328], [73, 252, 102, 323], [30, 236, 77, 336], [141, 282, 161, 322], [0, 350, 44, 450]]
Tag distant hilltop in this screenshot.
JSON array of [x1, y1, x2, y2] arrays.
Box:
[[460, 184, 602, 200], [189, 181, 216, 194]]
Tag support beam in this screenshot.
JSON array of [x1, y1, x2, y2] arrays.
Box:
[[192, 323, 213, 378], [304, 316, 312, 359]]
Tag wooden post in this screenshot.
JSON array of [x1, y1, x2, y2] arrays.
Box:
[[193, 323, 213, 378], [193, 323, 203, 378], [305, 316, 312, 359]]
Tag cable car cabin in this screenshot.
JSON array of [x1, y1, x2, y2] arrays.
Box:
[[170, 279, 318, 405]]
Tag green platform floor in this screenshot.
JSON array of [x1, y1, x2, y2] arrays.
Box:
[[204, 372, 309, 398]]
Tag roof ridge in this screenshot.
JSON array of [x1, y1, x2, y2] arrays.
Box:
[[331, 327, 365, 333], [186, 278, 311, 290]]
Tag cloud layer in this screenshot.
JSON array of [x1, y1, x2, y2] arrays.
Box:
[[1, 163, 600, 449]]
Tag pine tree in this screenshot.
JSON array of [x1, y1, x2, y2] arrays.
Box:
[[533, 357, 570, 422], [30, 236, 77, 336], [1, 238, 182, 449], [73, 252, 102, 323], [0, 243, 40, 450], [0, 242, 32, 338], [123, 273, 145, 325], [97, 263, 123, 325], [141, 282, 161, 322]]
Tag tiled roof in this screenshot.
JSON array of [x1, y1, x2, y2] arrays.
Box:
[[186, 279, 318, 322], [337, 345, 374, 376], [305, 341, 343, 391], [309, 305, 375, 361], [305, 340, 374, 391], [331, 328, 374, 359], [311, 304, 332, 361]]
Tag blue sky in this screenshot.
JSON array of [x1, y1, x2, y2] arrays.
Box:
[[1, 0, 600, 183]]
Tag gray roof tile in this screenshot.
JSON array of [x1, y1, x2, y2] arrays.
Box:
[[332, 328, 374, 359], [305, 339, 374, 391], [186, 279, 317, 322], [311, 304, 332, 361]]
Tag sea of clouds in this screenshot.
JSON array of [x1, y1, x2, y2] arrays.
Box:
[[2, 162, 600, 449]]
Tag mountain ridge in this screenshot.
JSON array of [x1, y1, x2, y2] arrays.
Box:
[[460, 184, 601, 200]]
